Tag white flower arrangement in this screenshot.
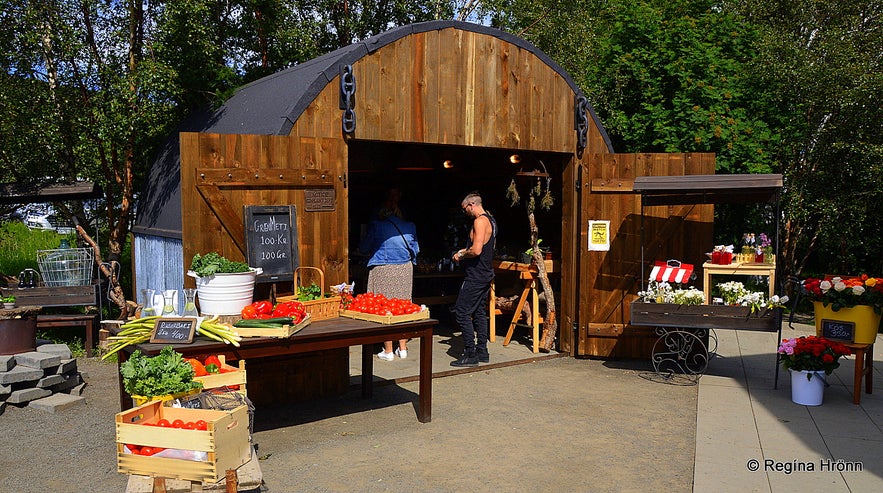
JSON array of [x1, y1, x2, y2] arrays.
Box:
[[715, 281, 789, 313], [637, 281, 706, 305]]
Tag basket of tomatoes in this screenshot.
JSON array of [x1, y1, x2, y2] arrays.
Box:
[[339, 292, 429, 324]]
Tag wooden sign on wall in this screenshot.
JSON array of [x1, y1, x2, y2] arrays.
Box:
[[244, 205, 299, 282]]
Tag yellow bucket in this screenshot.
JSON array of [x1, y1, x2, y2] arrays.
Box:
[[813, 301, 881, 344], [131, 387, 201, 408]]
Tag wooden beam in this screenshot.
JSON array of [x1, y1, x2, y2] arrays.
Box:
[[195, 185, 247, 255], [196, 168, 335, 187]]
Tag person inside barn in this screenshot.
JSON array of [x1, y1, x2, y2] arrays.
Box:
[[360, 188, 420, 361], [451, 192, 497, 367]]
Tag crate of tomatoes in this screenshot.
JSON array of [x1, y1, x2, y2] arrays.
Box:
[[233, 300, 311, 338], [116, 400, 251, 483], [339, 292, 430, 324]]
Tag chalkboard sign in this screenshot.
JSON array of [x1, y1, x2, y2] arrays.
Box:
[[150, 318, 197, 344], [178, 395, 203, 409], [245, 205, 299, 282], [821, 318, 855, 342]]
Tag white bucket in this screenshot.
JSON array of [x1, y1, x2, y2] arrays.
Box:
[[188, 269, 259, 316], [791, 370, 826, 406]]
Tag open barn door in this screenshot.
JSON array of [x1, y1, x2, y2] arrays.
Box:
[[575, 153, 715, 358]]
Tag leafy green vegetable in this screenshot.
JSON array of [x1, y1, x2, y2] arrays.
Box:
[[119, 346, 203, 397], [296, 282, 323, 301], [190, 252, 251, 277]]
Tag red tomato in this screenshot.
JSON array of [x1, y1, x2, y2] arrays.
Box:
[[127, 444, 140, 454], [184, 421, 197, 430], [141, 446, 154, 456], [157, 419, 171, 428], [195, 420, 208, 431], [152, 447, 165, 454], [171, 419, 185, 429]]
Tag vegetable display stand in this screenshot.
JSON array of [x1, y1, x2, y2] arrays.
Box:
[[340, 308, 430, 325], [116, 400, 251, 484], [276, 267, 340, 321]]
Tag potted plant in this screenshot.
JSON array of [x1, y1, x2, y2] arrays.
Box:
[[778, 335, 852, 405], [802, 275, 883, 343], [2, 295, 15, 309], [187, 252, 262, 316]]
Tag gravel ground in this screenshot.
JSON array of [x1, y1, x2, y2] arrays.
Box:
[[0, 355, 698, 493]]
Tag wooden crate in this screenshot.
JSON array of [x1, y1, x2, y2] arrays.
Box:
[[339, 308, 430, 325], [232, 314, 311, 338], [116, 401, 251, 484], [194, 355, 247, 396]]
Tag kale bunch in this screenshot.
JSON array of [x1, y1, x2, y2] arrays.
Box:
[[120, 346, 203, 397], [190, 252, 251, 277]]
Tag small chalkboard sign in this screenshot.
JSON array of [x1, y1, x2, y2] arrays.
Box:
[[150, 318, 197, 344], [178, 395, 203, 409], [245, 205, 299, 283], [821, 318, 855, 342]]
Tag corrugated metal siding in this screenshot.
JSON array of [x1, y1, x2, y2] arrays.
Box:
[[134, 234, 184, 297]]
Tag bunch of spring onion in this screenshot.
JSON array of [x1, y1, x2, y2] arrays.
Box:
[[101, 315, 241, 360]]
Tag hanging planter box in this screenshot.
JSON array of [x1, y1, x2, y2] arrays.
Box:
[[339, 308, 430, 325], [116, 400, 251, 484], [630, 302, 780, 332]]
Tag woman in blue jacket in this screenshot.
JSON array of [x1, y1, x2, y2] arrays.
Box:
[[360, 189, 420, 360]]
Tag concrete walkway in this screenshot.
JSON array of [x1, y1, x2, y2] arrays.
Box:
[[694, 323, 883, 492]]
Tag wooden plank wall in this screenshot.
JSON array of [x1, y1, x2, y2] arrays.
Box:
[[576, 153, 715, 358], [351, 28, 584, 153], [180, 132, 348, 292]]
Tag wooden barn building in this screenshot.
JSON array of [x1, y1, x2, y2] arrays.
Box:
[[133, 20, 716, 362]]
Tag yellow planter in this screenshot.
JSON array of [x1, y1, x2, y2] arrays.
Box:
[[813, 301, 882, 344], [131, 387, 201, 407]]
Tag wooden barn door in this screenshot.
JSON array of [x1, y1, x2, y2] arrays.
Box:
[[575, 153, 715, 358]]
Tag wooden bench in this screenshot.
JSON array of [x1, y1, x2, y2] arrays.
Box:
[[3, 284, 101, 357], [37, 314, 99, 357]]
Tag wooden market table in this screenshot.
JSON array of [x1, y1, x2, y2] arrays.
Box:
[[702, 261, 776, 303], [115, 316, 436, 423]]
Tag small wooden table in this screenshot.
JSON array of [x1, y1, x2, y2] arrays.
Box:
[[702, 261, 776, 303], [490, 260, 558, 353], [843, 342, 873, 405], [116, 317, 436, 422]]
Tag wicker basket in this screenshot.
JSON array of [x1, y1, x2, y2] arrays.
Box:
[[276, 266, 340, 321]]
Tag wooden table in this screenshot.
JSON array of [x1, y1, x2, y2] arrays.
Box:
[[490, 259, 558, 353], [116, 317, 436, 422], [702, 261, 776, 303]]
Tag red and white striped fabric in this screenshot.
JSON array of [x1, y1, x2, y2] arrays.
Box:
[[649, 260, 694, 284]]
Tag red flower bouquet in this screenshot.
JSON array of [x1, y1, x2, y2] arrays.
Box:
[[777, 336, 852, 375]]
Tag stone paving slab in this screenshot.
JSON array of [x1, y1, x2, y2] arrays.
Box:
[[28, 392, 86, 413]]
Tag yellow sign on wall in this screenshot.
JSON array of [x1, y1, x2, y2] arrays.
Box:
[[588, 220, 610, 251]]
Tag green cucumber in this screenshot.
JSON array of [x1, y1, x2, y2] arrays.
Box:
[[261, 317, 295, 324], [234, 320, 285, 328]]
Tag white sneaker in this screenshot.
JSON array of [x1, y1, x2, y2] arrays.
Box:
[[395, 348, 408, 359], [377, 350, 394, 361]]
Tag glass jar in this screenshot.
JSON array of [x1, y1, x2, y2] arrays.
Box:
[[181, 288, 199, 317], [161, 290, 178, 317]]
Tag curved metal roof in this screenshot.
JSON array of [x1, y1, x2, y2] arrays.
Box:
[[134, 20, 613, 239]]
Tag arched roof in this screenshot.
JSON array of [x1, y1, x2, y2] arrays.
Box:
[[134, 20, 613, 239]]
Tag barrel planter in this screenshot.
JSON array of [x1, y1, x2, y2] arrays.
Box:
[[813, 301, 881, 344], [188, 269, 260, 316]]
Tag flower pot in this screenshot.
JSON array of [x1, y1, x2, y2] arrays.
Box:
[[0, 315, 37, 355], [790, 370, 826, 406], [813, 301, 881, 344], [188, 270, 259, 316], [3, 303, 14, 309]]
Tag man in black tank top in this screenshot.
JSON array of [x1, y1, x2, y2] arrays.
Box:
[[451, 192, 497, 367]]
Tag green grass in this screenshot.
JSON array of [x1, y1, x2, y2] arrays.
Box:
[[37, 328, 87, 358], [0, 220, 77, 279]]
